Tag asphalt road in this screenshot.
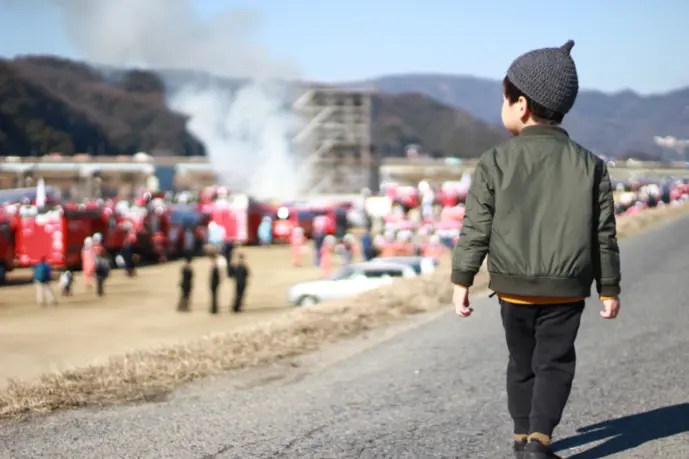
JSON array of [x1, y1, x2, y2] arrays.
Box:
[[3, 217, 689, 459]]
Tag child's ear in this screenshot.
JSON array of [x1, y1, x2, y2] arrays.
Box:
[[518, 96, 531, 122]]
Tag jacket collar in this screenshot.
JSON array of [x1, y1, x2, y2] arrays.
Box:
[[519, 125, 569, 138]]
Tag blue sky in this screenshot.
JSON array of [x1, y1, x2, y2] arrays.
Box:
[[1, 0, 686, 94]]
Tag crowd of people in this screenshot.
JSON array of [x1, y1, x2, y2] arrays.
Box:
[[32, 232, 113, 306], [25, 174, 689, 316]]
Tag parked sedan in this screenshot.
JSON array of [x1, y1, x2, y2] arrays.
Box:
[[288, 261, 417, 307]]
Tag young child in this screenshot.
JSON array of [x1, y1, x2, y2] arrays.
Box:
[[450, 40, 621, 459], [60, 270, 73, 296]]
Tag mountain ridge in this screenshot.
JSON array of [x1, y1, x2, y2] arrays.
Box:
[[357, 73, 689, 157], [0, 55, 507, 159]]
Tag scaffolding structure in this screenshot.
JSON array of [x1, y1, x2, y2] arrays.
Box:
[[292, 86, 374, 194]]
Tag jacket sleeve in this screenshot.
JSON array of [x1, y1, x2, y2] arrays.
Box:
[[451, 154, 495, 287], [593, 160, 621, 297]]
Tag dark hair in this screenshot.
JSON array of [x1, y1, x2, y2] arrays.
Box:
[[502, 77, 564, 124]]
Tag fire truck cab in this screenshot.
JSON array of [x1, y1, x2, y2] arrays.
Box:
[[0, 206, 18, 283]]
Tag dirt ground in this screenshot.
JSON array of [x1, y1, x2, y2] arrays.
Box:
[[0, 245, 334, 384]]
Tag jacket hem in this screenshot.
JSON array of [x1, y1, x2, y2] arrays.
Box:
[[489, 272, 592, 298]]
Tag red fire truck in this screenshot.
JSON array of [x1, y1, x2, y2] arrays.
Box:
[[0, 206, 19, 283], [201, 193, 271, 245], [14, 202, 129, 269], [272, 204, 342, 240]]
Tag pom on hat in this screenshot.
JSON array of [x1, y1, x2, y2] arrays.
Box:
[[561, 40, 575, 54]]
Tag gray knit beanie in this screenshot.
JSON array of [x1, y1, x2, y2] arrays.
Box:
[[506, 40, 579, 115]]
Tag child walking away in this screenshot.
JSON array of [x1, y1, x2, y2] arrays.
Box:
[[178, 256, 194, 312], [60, 270, 73, 296], [450, 40, 621, 459]]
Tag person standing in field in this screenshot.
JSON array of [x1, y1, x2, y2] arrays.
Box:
[[59, 269, 73, 296], [81, 237, 95, 290], [257, 216, 273, 247], [33, 257, 57, 306], [227, 253, 250, 313], [209, 253, 221, 314], [290, 226, 305, 267], [450, 40, 621, 459], [178, 256, 194, 312], [360, 229, 375, 261], [121, 239, 136, 277], [94, 252, 110, 297]]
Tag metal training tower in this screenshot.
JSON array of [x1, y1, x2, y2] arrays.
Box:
[[292, 85, 374, 194]]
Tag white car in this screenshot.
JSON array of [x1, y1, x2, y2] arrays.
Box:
[[370, 256, 438, 275], [288, 261, 417, 307]]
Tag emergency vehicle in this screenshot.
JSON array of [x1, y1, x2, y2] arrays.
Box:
[[0, 206, 18, 283], [272, 204, 339, 240], [14, 202, 116, 269], [201, 193, 271, 245]]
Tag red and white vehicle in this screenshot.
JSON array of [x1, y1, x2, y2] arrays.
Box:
[[272, 204, 339, 240], [0, 206, 19, 283], [201, 193, 270, 245], [15, 204, 110, 269]]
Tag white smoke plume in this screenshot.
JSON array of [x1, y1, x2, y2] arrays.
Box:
[[2, 0, 308, 199], [654, 135, 689, 151], [654, 135, 689, 161]]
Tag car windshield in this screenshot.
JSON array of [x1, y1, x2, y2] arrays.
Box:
[[327, 267, 355, 280], [377, 258, 422, 274]]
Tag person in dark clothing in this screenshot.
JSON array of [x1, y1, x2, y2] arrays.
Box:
[[360, 231, 376, 261], [122, 242, 136, 277], [227, 253, 249, 313], [450, 40, 621, 459], [660, 181, 671, 204], [178, 256, 194, 312], [209, 254, 221, 314], [312, 230, 325, 266], [334, 208, 349, 239], [94, 255, 110, 297]]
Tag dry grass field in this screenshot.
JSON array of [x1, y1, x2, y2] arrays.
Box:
[[0, 203, 687, 420], [0, 245, 331, 384]]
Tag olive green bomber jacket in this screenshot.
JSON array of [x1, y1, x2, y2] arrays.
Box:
[[450, 125, 621, 299]]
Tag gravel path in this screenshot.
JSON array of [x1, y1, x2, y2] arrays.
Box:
[[2, 217, 689, 458]]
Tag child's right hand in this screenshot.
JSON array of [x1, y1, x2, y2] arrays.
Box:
[[600, 297, 621, 319]]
